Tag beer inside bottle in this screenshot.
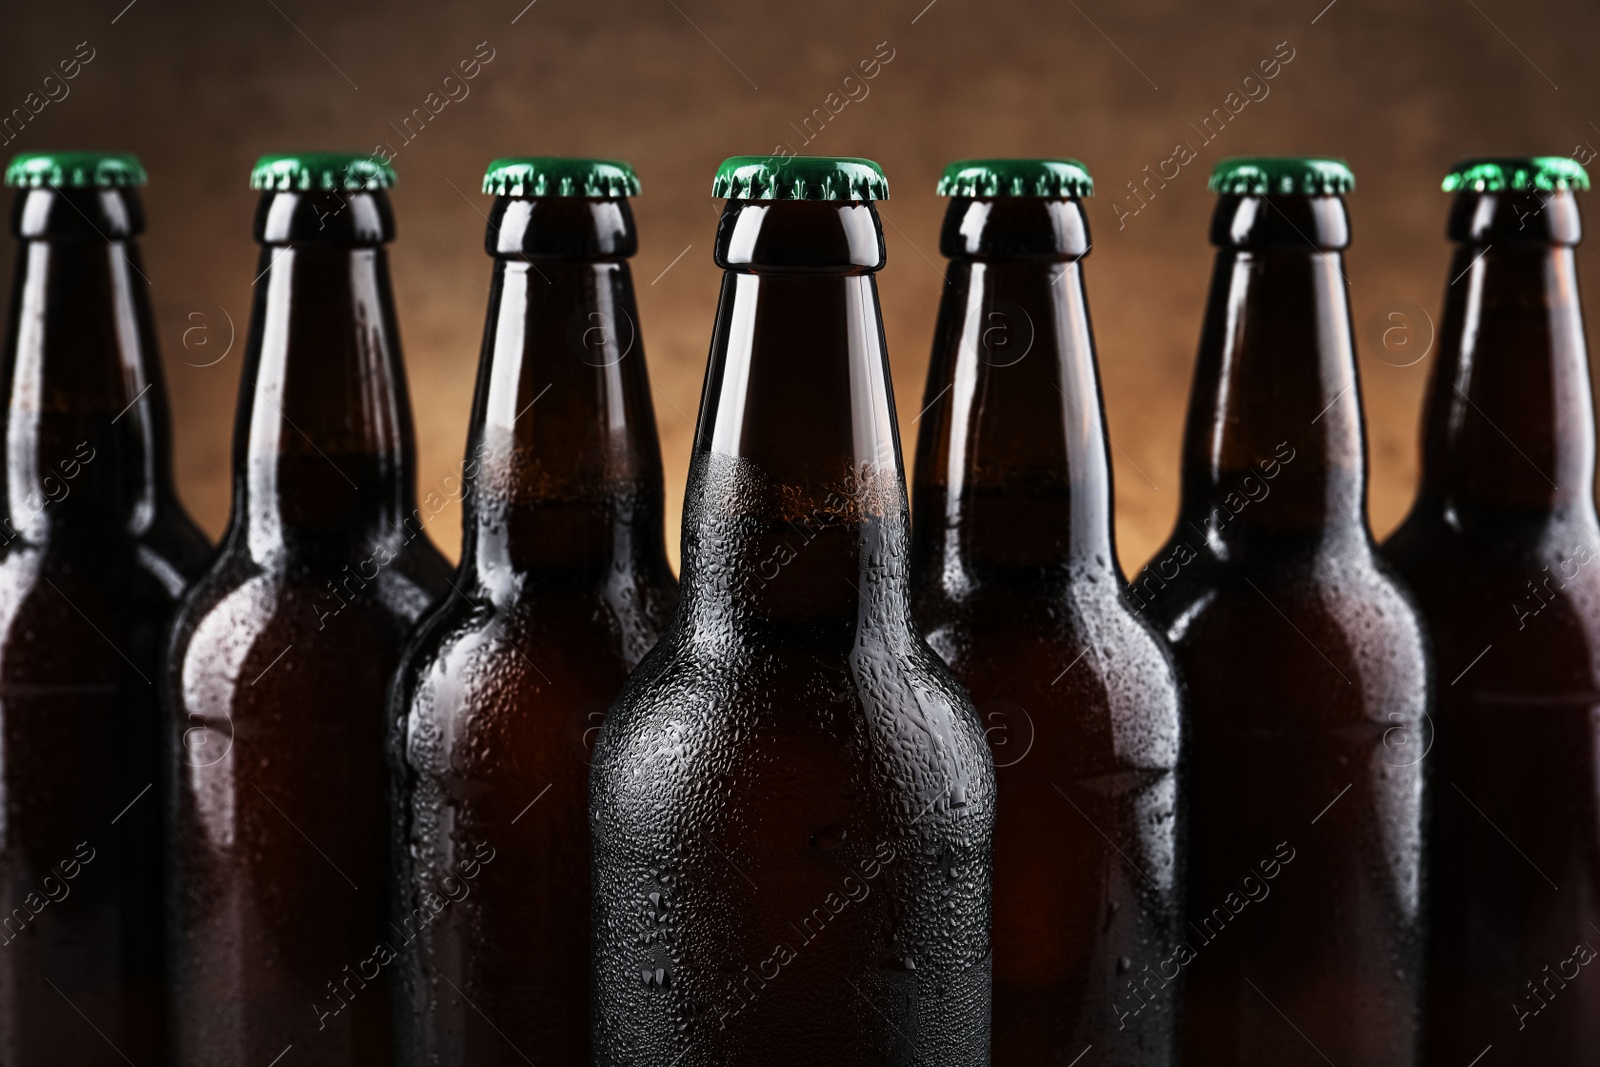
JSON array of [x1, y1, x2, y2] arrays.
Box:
[[589, 155, 996, 1066], [165, 153, 449, 1066], [0, 151, 207, 1066], [909, 159, 1183, 1066], [391, 157, 677, 1067], [1141, 158, 1427, 1064], [1384, 156, 1600, 1060]]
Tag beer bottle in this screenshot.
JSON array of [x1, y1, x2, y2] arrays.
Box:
[[391, 157, 677, 1066], [589, 156, 996, 1066], [0, 151, 207, 1065], [165, 153, 449, 1066], [909, 159, 1184, 1065], [1141, 158, 1428, 1065], [1384, 157, 1600, 1062]]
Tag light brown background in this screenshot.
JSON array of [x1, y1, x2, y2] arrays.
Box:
[[4, 0, 1600, 571]]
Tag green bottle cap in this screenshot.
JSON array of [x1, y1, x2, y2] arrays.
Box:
[[937, 158, 1093, 198], [1442, 156, 1590, 193], [250, 152, 395, 192], [482, 157, 640, 198], [712, 155, 888, 201], [5, 151, 146, 189], [1209, 157, 1355, 196]]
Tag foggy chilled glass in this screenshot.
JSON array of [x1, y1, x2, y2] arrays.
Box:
[[590, 158, 996, 1066]]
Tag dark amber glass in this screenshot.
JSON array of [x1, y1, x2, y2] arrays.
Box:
[[0, 183, 207, 1065], [590, 198, 996, 1066], [391, 193, 676, 1066], [1143, 192, 1428, 1065], [909, 195, 1183, 1065], [1385, 186, 1600, 1063], [165, 185, 449, 1066]]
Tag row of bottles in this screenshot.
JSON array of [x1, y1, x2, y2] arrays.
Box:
[[0, 149, 1593, 1067]]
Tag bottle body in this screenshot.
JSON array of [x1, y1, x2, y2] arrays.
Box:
[[1384, 187, 1600, 1062], [909, 195, 1182, 1065], [1144, 192, 1427, 1065], [392, 193, 677, 1066], [166, 186, 448, 1066], [590, 197, 996, 1066], [0, 184, 207, 1066]]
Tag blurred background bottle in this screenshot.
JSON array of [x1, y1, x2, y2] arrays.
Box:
[[391, 157, 676, 1066], [589, 156, 995, 1067], [1385, 156, 1600, 1064], [165, 153, 448, 1066], [0, 151, 207, 1066], [1143, 158, 1427, 1066], [909, 158, 1183, 1066]]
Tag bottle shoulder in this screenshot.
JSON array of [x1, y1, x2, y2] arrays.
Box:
[[0, 540, 182, 680], [396, 581, 669, 718], [1142, 525, 1415, 604], [1383, 513, 1600, 686], [1153, 543, 1430, 727], [394, 600, 633, 786], [1164, 544, 1422, 626], [916, 573, 1178, 685], [0, 526, 194, 617], [1384, 505, 1600, 578], [169, 533, 446, 674], [593, 625, 988, 776], [919, 582, 1182, 774], [588, 629, 997, 915]]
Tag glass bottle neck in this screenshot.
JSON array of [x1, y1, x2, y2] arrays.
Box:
[[1177, 195, 1369, 550], [911, 197, 1115, 595], [234, 241, 420, 558], [2, 188, 178, 545], [460, 253, 671, 590], [677, 199, 911, 637], [1415, 191, 1594, 525]]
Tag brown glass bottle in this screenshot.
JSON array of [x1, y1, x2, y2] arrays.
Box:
[[391, 159, 677, 1066], [1142, 159, 1427, 1066], [1384, 158, 1600, 1064], [909, 161, 1183, 1066], [0, 153, 207, 1066], [590, 156, 995, 1066], [165, 155, 449, 1067]]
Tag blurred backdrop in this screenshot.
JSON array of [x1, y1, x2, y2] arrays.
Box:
[[3, 0, 1599, 571]]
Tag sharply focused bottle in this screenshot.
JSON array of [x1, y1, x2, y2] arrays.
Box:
[[1384, 157, 1600, 1063], [590, 156, 996, 1066], [165, 154, 449, 1066], [1142, 158, 1428, 1065], [391, 158, 677, 1066], [0, 152, 208, 1066], [909, 159, 1183, 1065]]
